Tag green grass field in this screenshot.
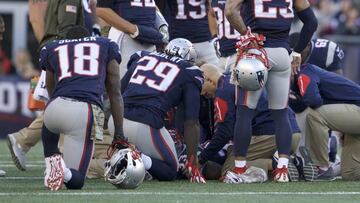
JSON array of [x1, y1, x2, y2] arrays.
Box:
[[1, 140, 360, 203]]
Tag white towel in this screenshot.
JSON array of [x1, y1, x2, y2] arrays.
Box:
[[33, 70, 49, 102]]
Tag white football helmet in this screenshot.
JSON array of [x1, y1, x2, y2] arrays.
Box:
[[231, 49, 268, 91], [104, 148, 145, 189], [165, 38, 197, 63]]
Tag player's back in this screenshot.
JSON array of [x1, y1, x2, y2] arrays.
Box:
[[241, 0, 294, 50], [212, 0, 240, 56], [307, 39, 344, 72], [301, 64, 360, 105], [112, 0, 156, 27], [40, 37, 120, 107], [122, 51, 203, 128], [167, 0, 211, 43]]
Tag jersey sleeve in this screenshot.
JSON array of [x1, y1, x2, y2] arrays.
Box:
[[297, 68, 323, 108], [39, 46, 51, 71], [327, 45, 344, 71], [97, 0, 115, 8], [108, 41, 121, 64], [199, 88, 235, 162], [183, 82, 201, 121]]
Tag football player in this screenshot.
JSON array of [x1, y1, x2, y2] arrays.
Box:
[[289, 33, 345, 75], [40, 26, 124, 190], [111, 38, 205, 183], [224, 0, 318, 182], [7, 0, 91, 171], [166, 0, 219, 65], [96, 0, 168, 78], [290, 63, 360, 181], [209, 0, 240, 72]]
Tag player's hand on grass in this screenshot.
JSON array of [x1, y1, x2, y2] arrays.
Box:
[[184, 155, 206, 184]]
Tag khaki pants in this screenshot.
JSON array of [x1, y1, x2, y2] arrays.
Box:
[[221, 133, 301, 176], [86, 130, 113, 179], [305, 104, 360, 180], [12, 114, 43, 152]]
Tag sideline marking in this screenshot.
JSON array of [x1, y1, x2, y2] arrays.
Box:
[[0, 192, 360, 196]]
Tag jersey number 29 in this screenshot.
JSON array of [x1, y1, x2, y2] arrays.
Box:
[[55, 43, 100, 81], [130, 56, 180, 91]]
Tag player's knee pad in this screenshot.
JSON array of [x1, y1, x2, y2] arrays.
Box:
[[64, 169, 85, 189]]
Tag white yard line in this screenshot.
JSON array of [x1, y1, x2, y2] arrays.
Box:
[[0, 177, 43, 180], [0, 164, 43, 168], [0, 192, 360, 196]]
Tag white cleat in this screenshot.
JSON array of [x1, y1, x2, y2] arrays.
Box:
[[224, 166, 268, 184], [0, 169, 6, 177], [44, 154, 65, 191], [7, 134, 27, 171]]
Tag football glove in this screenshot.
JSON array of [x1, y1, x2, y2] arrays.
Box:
[[184, 155, 206, 183], [235, 27, 265, 50], [130, 25, 164, 45]]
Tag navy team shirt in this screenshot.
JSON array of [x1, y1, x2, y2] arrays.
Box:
[[305, 39, 345, 72], [199, 74, 300, 162], [167, 0, 212, 43], [97, 0, 156, 27], [40, 37, 121, 108], [241, 0, 294, 51], [290, 64, 360, 111], [212, 0, 240, 57], [121, 51, 204, 129]]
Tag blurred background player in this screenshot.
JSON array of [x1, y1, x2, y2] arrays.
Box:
[[0, 15, 6, 177], [209, 0, 240, 72], [166, 0, 219, 65], [289, 33, 345, 75], [290, 63, 360, 181], [96, 0, 167, 78], [7, 0, 97, 171], [109, 38, 205, 183], [224, 0, 318, 182], [40, 26, 124, 190]]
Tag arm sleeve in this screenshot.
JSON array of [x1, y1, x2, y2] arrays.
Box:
[[293, 7, 318, 53], [108, 41, 122, 64], [327, 45, 344, 71], [199, 94, 235, 163], [57, 0, 84, 38], [97, 0, 115, 8], [297, 72, 323, 108]]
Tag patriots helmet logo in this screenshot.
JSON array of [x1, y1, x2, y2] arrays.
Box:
[[256, 70, 266, 88]]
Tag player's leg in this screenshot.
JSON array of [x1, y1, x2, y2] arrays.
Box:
[[305, 104, 360, 180], [224, 54, 237, 73], [123, 118, 178, 181], [232, 87, 262, 173], [265, 47, 292, 182], [61, 102, 94, 189], [193, 41, 219, 65], [7, 114, 43, 170], [217, 56, 227, 72], [108, 27, 156, 78], [295, 107, 311, 149]]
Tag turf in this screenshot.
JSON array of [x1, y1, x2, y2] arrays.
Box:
[[1, 140, 360, 203]]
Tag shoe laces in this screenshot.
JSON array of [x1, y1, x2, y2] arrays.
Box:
[[232, 166, 248, 175], [273, 166, 288, 177]]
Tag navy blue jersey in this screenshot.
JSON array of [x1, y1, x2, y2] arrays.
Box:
[[40, 37, 121, 108], [97, 0, 156, 27], [305, 39, 345, 72], [241, 0, 294, 50], [122, 51, 203, 129], [167, 0, 211, 43], [290, 64, 360, 110], [199, 74, 299, 162], [212, 0, 240, 57]]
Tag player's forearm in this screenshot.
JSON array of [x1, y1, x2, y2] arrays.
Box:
[[293, 0, 318, 53], [208, 7, 218, 37], [225, 0, 247, 35], [96, 7, 136, 34], [90, 0, 100, 25], [184, 120, 200, 161], [29, 0, 47, 42]]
